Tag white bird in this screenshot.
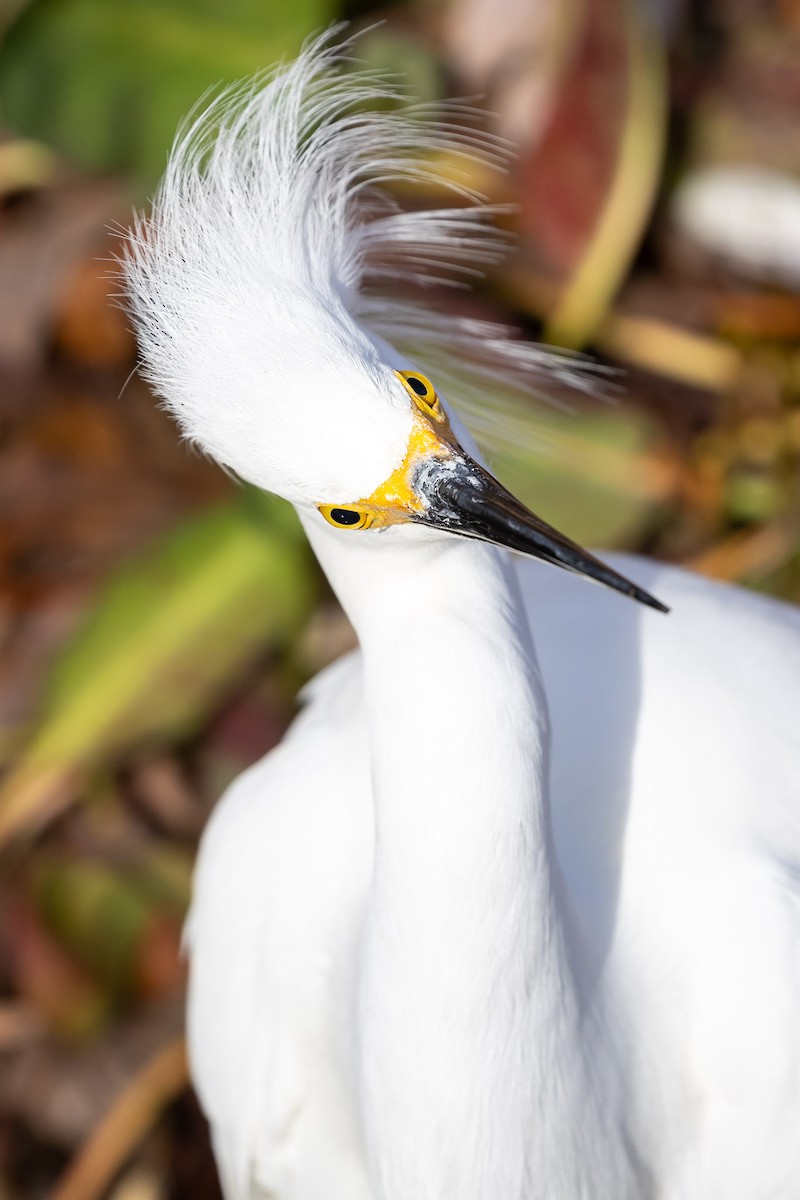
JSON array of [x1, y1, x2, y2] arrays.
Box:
[[124, 31, 800, 1200]]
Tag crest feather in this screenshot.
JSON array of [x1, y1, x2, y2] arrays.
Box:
[[123, 26, 595, 466]]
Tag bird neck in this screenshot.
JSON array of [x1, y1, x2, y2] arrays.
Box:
[[304, 522, 629, 1199]]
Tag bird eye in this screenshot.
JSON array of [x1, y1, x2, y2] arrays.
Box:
[[396, 370, 441, 417], [319, 505, 374, 530]]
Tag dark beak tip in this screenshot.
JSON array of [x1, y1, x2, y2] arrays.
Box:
[[637, 590, 670, 615]]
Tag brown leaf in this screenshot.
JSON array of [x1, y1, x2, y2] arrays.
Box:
[[53, 253, 137, 368], [0, 180, 124, 369], [2, 892, 109, 1040], [517, 0, 629, 275]]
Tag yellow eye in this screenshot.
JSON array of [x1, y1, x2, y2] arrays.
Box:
[[396, 370, 441, 417], [319, 505, 375, 530]]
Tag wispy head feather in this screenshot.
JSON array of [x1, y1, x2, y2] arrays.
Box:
[[123, 27, 593, 494]]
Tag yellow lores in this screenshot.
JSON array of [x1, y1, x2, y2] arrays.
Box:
[[318, 371, 455, 531]]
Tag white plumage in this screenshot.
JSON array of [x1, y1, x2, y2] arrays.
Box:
[[125, 30, 800, 1200]]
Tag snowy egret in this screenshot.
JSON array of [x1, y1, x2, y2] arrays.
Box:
[[124, 31, 800, 1200]]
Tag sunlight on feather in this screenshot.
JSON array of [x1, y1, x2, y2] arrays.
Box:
[[124, 24, 611, 475]]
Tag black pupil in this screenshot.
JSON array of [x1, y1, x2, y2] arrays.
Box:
[[331, 508, 361, 526], [407, 376, 429, 398]]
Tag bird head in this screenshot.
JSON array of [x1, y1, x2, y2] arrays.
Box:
[[123, 30, 666, 613]]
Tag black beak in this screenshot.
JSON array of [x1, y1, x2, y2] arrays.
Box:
[[415, 455, 669, 614]]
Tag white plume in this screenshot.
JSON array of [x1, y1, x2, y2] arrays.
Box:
[[123, 26, 594, 474]]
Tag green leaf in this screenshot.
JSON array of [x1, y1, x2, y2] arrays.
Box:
[[0, 496, 317, 845], [31, 855, 158, 998], [0, 0, 333, 184]]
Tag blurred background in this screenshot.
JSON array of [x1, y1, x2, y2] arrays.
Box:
[[0, 0, 799, 1196]]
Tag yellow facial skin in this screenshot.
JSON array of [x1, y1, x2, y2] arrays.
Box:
[[318, 371, 457, 531]]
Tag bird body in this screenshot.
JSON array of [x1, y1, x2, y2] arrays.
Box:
[[124, 31, 800, 1199], [186, 544, 800, 1200]]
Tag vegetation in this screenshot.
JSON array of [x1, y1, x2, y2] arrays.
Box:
[[0, 0, 798, 1195]]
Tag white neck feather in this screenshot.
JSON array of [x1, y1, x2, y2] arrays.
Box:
[[304, 520, 634, 1200]]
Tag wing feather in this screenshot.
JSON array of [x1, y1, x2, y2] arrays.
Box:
[[185, 653, 373, 1199]]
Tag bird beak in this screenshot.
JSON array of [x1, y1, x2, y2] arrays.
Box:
[[414, 454, 669, 613]]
